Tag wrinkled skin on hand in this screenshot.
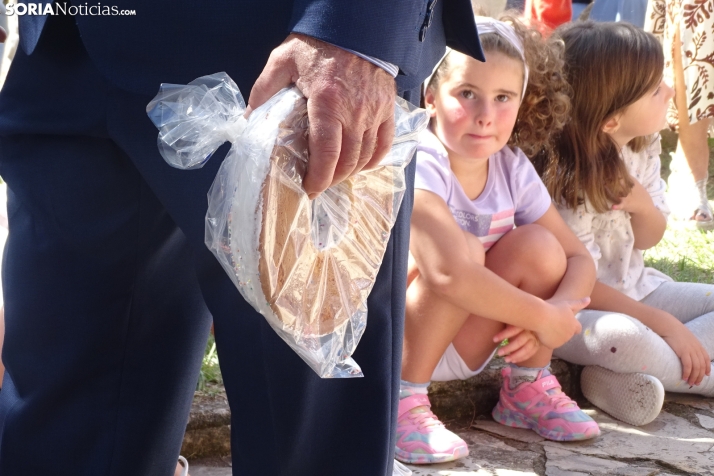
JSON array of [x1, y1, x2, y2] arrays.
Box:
[[247, 33, 396, 198]]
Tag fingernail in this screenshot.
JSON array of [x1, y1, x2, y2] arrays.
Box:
[[308, 192, 318, 200]]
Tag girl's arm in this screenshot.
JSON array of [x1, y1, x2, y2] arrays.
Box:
[[589, 281, 711, 386], [612, 177, 666, 250], [532, 204, 597, 302], [614, 140, 669, 249], [410, 189, 584, 349]]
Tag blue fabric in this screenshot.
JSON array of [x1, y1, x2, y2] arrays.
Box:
[[19, 0, 482, 95], [0, 5, 471, 474], [16, 1, 50, 56], [588, 0, 647, 27]]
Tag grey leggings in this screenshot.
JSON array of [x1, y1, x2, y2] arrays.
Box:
[[554, 282, 714, 396]]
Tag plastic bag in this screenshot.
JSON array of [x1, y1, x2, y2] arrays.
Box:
[[393, 460, 412, 476], [147, 72, 428, 378]]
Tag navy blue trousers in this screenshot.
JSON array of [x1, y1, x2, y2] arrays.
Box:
[[0, 14, 413, 476]]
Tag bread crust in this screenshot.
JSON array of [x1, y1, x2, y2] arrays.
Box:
[[257, 101, 396, 337]]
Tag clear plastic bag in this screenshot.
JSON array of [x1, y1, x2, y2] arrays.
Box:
[[147, 72, 428, 378], [393, 460, 412, 476]]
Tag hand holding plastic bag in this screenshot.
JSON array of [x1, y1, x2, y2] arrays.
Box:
[[147, 72, 428, 378]]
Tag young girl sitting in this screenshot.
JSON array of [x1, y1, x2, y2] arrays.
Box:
[[396, 15, 601, 465], [538, 21, 714, 427]]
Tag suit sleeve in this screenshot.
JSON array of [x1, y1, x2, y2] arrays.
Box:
[[289, 0, 482, 78]]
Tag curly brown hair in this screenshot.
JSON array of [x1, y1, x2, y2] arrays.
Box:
[[425, 13, 571, 159], [535, 21, 664, 213]]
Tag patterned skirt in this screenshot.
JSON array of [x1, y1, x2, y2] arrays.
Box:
[[646, 0, 714, 128]]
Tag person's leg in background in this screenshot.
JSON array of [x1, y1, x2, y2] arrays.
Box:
[[666, 25, 714, 228]]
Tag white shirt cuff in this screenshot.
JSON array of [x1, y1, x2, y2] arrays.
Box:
[[337, 46, 399, 78]]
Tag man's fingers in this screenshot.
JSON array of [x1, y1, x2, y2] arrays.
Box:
[[250, 34, 398, 194], [364, 113, 395, 171], [304, 112, 342, 196], [247, 50, 294, 115], [349, 128, 378, 177], [330, 130, 363, 185]]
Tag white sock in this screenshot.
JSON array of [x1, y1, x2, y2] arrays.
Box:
[[399, 380, 429, 399], [509, 364, 550, 389]]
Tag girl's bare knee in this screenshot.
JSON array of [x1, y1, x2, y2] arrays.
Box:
[[506, 224, 564, 261], [489, 224, 567, 282]]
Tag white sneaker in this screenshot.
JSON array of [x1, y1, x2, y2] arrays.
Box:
[[177, 456, 189, 476], [581, 366, 664, 426]]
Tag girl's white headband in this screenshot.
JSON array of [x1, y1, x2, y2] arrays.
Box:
[[424, 16, 529, 99]]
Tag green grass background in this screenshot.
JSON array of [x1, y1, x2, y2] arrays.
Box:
[[647, 132, 714, 285]]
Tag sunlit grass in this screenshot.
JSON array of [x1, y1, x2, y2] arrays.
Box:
[[647, 132, 714, 284], [197, 334, 223, 393]]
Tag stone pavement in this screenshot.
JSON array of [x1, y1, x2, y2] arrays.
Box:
[[188, 391, 714, 475]]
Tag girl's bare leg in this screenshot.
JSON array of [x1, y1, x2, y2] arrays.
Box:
[[402, 232, 490, 383], [453, 224, 567, 369]]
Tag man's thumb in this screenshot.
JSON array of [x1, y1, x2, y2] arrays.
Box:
[[247, 54, 294, 117]]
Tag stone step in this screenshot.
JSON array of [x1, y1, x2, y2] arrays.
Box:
[[182, 394, 231, 459], [181, 358, 584, 458], [188, 392, 714, 475]]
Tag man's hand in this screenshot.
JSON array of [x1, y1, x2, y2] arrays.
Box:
[[247, 33, 396, 198]]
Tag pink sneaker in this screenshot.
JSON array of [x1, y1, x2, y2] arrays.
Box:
[[395, 394, 469, 464], [492, 367, 600, 441]]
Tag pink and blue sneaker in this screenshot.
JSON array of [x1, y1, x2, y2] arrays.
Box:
[[395, 394, 469, 464], [492, 367, 600, 441]]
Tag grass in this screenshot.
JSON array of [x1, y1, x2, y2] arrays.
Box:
[[644, 223, 714, 284], [645, 132, 714, 284], [197, 334, 223, 393]]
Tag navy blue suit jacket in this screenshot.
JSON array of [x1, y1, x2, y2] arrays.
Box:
[[18, 0, 482, 95], [0, 4, 482, 474]]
